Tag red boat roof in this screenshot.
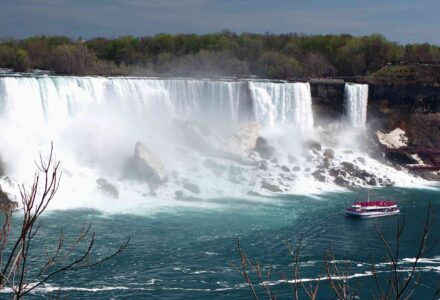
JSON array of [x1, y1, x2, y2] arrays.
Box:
[[352, 201, 397, 207]]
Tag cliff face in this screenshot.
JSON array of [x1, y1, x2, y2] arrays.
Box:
[[368, 85, 440, 148], [310, 82, 440, 148], [309, 80, 345, 125]]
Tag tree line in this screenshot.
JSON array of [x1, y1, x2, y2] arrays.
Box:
[[1, 32, 440, 79]]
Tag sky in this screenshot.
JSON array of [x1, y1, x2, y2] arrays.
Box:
[[0, 0, 438, 44]]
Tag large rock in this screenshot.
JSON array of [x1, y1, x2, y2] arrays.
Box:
[[323, 148, 335, 159], [96, 178, 119, 199], [130, 141, 166, 185], [376, 128, 408, 149], [183, 182, 200, 194], [385, 152, 419, 165], [0, 187, 18, 212], [334, 176, 351, 188], [254, 137, 275, 159], [312, 170, 326, 182], [230, 122, 261, 156], [303, 140, 322, 151], [261, 181, 282, 193]]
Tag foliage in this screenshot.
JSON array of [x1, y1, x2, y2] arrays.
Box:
[[2, 33, 440, 80]]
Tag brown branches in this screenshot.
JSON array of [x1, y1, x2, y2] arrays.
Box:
[[238, 237, 321, 300], [287, 237, 321, 300], [324, 243, 354, 299], [237, 239, 261, 300], [0, 144, 130, 298], [370, 204, 435, 300], [238, 204, 438, 300]]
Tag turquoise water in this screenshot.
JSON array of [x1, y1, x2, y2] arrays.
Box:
[[5, 187, 440, 299]]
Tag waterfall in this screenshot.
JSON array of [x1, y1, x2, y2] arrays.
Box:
[[0, 77, 253, 126], [344, 83, 369, 128], [0, 75, 425, 210], [0, 77, 314, 132], [248, 82, 314, 131], [0, 75, 320, 209]]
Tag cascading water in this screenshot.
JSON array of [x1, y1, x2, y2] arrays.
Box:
[[0, 76, 425, 212], [248, 82, 314, 131], [344, 83, 369, 128]]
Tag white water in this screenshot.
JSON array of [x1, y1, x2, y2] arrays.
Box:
[[344, 83, 368, 128], [0, 76, 428, 213], [248, 82, 313, 131]]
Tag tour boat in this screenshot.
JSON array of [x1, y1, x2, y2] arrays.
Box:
[[345, 200, 400, 218]]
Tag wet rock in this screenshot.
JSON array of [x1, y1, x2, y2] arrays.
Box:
[[419, 171, 440, 181], [254, 137, 275, 159], [378, 177, 393, 186], [323, 148, 335, 159], [247, 191, 261, 196], [341, 162, 356, 173], [312, 170, 326, 182], [385, 152, 419, 165], [129, 141, 167, 185], [288, 154, 297, 164], [203, 159, 227, 177], [281, 165, 290, 172], [356, 157, 366, 164], [258, 162, 268, 171], [334, 176, 350, 187], [329, 168, 341, 177], [183, 182, 200, 194], [292, 166, 301, 172], [270, 158, 278, 164], [175, 190, 184, 198], [368, 177, 377, 186], [304, 140, 322, 151], [248, 151, 260, 161], [230, 122, 261, 155], [96, 178, 119, 199], [261, 181, 282, 193], [322, 158, 331, 168], [0, 187, 18, 212], [279, 174, 294, 181]]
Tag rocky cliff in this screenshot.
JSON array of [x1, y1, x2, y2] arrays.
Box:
[[310, 81, 440, 148]]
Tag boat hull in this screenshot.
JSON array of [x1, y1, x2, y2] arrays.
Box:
[[346, 209, 400, 219]]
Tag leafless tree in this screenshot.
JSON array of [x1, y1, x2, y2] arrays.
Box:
[[323, 243, 356, 299], [238, 236, 322, 300], [0, 144, 130, 298], [369, 205, 436, 300], [238, 204, 438, 300]]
